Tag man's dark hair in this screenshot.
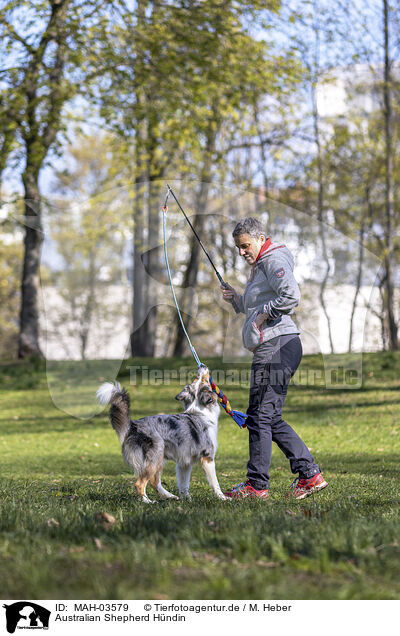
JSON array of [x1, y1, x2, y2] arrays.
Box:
[[232, 217, 266, 239]]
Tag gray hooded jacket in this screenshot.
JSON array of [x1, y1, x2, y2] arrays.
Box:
[[237, 240, 300, 351]]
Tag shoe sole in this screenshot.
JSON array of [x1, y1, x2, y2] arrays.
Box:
[[231, 496, 270, 500], [293, 480, 328, 500], [224, 493, 269, 500]]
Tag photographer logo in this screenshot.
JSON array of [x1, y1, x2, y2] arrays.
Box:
[[3, 602, 51, 633]]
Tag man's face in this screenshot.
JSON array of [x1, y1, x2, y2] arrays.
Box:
[[234, 233, 266, 266]]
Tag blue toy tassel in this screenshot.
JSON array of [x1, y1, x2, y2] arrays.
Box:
[[231, 410, 247, 428], [209, 374, 247, 428]]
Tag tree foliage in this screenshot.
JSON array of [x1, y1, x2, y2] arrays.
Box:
[[1, 0, 400, 359]]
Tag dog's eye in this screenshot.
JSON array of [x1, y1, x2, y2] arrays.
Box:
[[198, 387, 215, 406]]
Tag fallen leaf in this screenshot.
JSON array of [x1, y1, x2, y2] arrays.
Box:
[[192, 551, 220, 563], [95, 512, 116, 530], [255, 560, 278, 568], [47, 518, 59, 527], [154, 594, 169, 600]]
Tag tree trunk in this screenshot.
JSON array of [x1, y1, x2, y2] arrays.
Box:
[[133, 178, 162, 358], [382, 0, 398, 350], [131, 179, 148, 356], [130, 163, 163, 356], [18, 171, 44, 358], [130, 0, 165, 358], [378, 281, 388, 350], [348, 214, 366, 353], [142, 178, 162, 356], [15, 0, 70, 359]]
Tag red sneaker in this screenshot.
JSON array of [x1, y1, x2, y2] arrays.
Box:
[[290, 473, 328, 500], [224, 481, 269, 499]]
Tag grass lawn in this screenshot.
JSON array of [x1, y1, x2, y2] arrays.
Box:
[[0, 351, 399, 600]]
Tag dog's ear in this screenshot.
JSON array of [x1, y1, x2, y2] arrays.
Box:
[[198, 385, 216, 406], [175, 386, 192, 402]]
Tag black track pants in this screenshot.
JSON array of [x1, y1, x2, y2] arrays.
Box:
[[246, 334, 319, 490]]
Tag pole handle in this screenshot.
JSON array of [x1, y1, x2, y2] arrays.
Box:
[[220, 280, 241, 314]]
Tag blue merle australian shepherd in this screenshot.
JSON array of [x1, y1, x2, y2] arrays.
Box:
[[96, 366, 227, 503]]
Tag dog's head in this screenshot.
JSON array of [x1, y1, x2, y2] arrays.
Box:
[[175, 384, 195, 410], [175, 365, 217, 412]]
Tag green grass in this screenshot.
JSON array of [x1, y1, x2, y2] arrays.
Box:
[[0, 351, 399, 599]]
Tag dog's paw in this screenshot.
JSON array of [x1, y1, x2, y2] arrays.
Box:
[[217, 493, 230, 501], [141, 496, 156, 504]]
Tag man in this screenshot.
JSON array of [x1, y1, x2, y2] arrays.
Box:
[[221, 217, 327, 500]]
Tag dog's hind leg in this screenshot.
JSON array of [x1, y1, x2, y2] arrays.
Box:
[[135, 473, 155, 504], [200, 457, 228, 500], [176, 464, 193, 500]]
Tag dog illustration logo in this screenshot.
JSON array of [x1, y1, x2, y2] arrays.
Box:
[[3, 602, 50, 633]]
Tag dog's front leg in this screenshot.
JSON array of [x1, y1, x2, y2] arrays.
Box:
[[155, 477, 179, 500], [176, 464, 192, 500], [200, 457, 228, 500]]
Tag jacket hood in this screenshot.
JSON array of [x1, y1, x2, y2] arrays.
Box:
[[255, 237, 272, 261], [255, 238, 287, 263]]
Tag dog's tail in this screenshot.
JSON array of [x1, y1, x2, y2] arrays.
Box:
[[96, 382, 130, 443]]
